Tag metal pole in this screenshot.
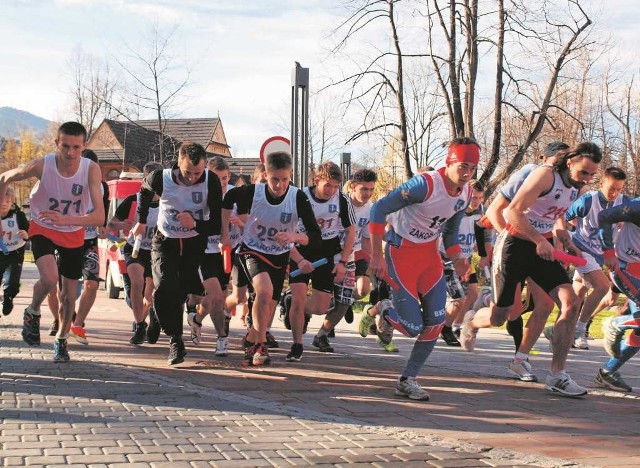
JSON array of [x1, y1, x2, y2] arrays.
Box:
[[291, 62, 309, 188]]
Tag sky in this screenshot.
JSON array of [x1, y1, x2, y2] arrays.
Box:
[[1, 0, 639, 161]]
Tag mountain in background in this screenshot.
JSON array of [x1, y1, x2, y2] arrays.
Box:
[[0, 107, 52, 138]]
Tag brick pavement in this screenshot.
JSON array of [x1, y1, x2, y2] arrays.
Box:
[[2, 264, 639, 467]]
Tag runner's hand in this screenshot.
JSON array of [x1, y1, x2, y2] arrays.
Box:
[[368, 254, 387, 280], [176, 212, 196, 229], [297, 259, 314, 274], [17, 230, 28, 240], [333, 262, 346, 283], [536, 239, 555, 261]]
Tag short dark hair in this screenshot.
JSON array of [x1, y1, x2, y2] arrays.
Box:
[[556, 142, 602, 171], [58, 121, 88, 142], [351, 168, 377, 184], [450, 136, 480, 148], [81, 149, 98, 163], [604, 166, 626, 181], [143, 161, 163, 177], [178, 141, 207, 165], [208, 156, 229, 172], [543, 141, 569, 158], [266, 152, 292, 172], [470, 180, 485, 192]]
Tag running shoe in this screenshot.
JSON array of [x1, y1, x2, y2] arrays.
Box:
[[265, 331, 279, 348], [594, 368, 632, 392], [508, 359, 538, 382], [573, 330, 589, 350], [376, 299, 395, 345], [459, 310, 478, 352], [440, 325, 461, 347], [395, 377, 430, 401], [22, 307, 41, 346], [167, 336, 186, 365], [358, 305, 375, 337], [286, 343, 304, 362], [542, 325, 555, 353], [344, 305, 354, 324], [130, 322, 147, 345], [2, 297, 13, 315], [215, 336, 229, 357], [473, 286, 492, 311], [187, 312, 202, 345], [544, 371, 587, 397], [146, 308, 160, 344], [53, 338, 70, 363], [377, 337, 399, 352], [242, 341, 255, 366], [602, 317, 623, 358], [49, 319, 59, 337], [69, 325, 89, 345], [252, 343, 271, 366], [312, 334, 334, 353], [185, 303, 197, 315]]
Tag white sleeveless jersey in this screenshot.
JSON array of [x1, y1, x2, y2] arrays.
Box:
[[523, 170, 578, 235], [1, 213, 26, 251], [458, 206, 484, 259], [614, 222, 640, 264], [334, 199, 372, 263], [84, 182, 106, 240], [388, 170, 471, 243], [157, 169, 210, 239], [297, 187, 341, 240], [243, 183, 299, 255], [30, 154, 92, 232], [206, 184, 241, 254], [126, 193, 159, 251], [572, 191, 625, 256]]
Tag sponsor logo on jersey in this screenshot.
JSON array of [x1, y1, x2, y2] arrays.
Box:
[[329, 204, 337, 213], [7, 220, 14, 227], [192, 192, 203, 204], [454, 199, 466, 211], [72, 184, 83, 196]]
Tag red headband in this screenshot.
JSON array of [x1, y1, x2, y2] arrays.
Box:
[[446, 144, 480, 166]]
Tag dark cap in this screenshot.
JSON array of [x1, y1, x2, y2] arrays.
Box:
[[542, 141, 569, 158]]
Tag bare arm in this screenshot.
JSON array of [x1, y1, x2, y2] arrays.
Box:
[[506, 167, 555, 260], [486, 194, 510, 233], [0, 159, 43, 206]]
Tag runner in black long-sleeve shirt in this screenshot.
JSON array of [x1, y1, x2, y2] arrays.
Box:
[[221, 151, 321, 367], [132, 142, 222, 366]]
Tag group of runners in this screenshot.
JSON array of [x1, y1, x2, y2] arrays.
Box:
[[0, 122, 638, 401]]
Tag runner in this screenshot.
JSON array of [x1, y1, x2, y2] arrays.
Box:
[[597, 196, 640, 392], [461, 142, 602, 397], [440, 180, 493, 346], [0, 187, 29, 316], [368, 137, 478, 400], [312, 168, 376, 353], [108, 161, 163, 345], [0, 122, 104, 362], [187, 156, 243, 357], [564, 167, 627, 349], [220, 151, 321, 366], [285, 161, 355, 362], [68, 149, 110, 345], [131, 141, 222, 365]]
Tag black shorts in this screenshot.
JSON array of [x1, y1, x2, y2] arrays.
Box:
[[122, 243, 152, 278], [200, 252, 231, 289], [493, 233, 570, 308], [237, 246, 289, 300], [82, 238, 101, 282], [288, 256, 335, 294], [355, 258, 369, 277], [31, 235, 84, 280]]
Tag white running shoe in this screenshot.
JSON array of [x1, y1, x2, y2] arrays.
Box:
[[574, 330, 589, 350], [508, 359, 538, 382], [395, 377, 430, 400], [187, 312, 202, 345], [473, 286, 492, 311], [376, 299, 395, 345], [459, 310, 478, 352], [215, 336, 229, 357], [544, 371, 587, 397]]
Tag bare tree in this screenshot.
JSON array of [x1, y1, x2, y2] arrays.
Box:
[[328, 0, 414, 180], [113, 23, 190, 162], [68, 47, 117, 135], [606, 74, 640, 195]]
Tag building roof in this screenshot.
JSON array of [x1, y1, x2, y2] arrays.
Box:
[[134, 118, 226, 149], [228, 157, 262, 185]]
